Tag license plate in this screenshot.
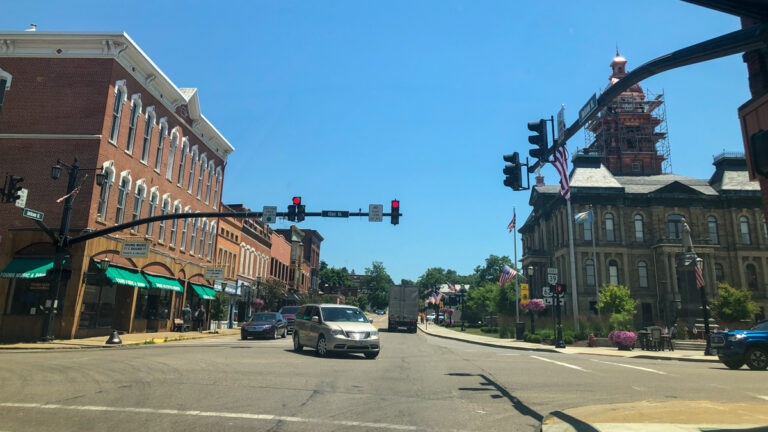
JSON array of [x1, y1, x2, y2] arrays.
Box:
[[354, 340, 365, 345]]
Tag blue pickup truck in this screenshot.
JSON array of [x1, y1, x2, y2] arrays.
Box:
[[711, 319, 768, 370]]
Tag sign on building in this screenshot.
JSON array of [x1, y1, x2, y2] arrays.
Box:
[[121, 241, 150, 258], [205, 267, 225, 280]]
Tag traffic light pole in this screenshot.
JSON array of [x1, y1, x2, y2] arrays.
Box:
[[553, 285, 565, 349]]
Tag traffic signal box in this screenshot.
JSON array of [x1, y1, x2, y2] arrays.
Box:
[[555, 284, 567, 296], [503, 152, 523, 190], [390, 199, 400, 225], [527, 119, 549, 161], [2, 175, 23, 203], [288, 196, 301, 222]]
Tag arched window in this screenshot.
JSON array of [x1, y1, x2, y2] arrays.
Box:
[[190, 217, 199, 254], [188, 146, 199, 193], [199, 220, 208, 256], [140, 107, 155, 162], [708, 215, 719, 245], [158, 195, 170, 242], [108, 81, 126, 143], [634, 214, 644, 242], [97, 166, 114, 220], [154, 119, 168, 172], [170, 202, 181, 246], [638, 261, 648, 288], [585, 259, 595, 287], [746, 263, 758, 291], [207, 223, 215, 260], [177, 138, 189, 185], [132, 181, 146, 222], [197, 154, 207, 199], [125, 94, 142, 154], [583, 218, 592, 241], [180, 208, 191, 251], [740, 216, 751, 245], [205, 162, 214, 204], [115, 172, 131, 224], [715, 263, 725, 283], [166, 129, 179, 180], [213, 168, 222, 209], [146, 189, 159, 236], [668, 214, 684, 239], [605, 213, 615, 241], [608, 260, 619, 285]]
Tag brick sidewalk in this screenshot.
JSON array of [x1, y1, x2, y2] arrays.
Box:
[[418, 323, 719, 363], [0, 328, 241, 350]]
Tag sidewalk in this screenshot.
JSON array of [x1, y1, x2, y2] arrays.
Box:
[[0, 328, 240, 350], [418, 323, 719, 363]]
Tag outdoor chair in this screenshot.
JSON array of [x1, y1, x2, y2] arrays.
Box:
[[649, 327, 662, 351]]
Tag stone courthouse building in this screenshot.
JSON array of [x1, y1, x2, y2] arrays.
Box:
[[520, 53, 768, 327]]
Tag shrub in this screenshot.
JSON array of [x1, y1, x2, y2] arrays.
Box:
[[599, 284, 638, 316], [712, 283, 759, 323], [608, 312, 634, 331], [608, 330, 637, 347], [499, 326, 512, 338], [480, 326, 499, 333], [538, 329, 554, 340], [563, 335, 574, 345], [527, 334, 542, 343]]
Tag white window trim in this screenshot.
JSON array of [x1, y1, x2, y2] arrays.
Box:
[[115, 170, 132, 225], [167, 128, 181, 181], [140, 106, 156, 163], [197, 153, 207, 200], [0, 67, 13, 90], [108, 80, 127, 145], [170, 200, 182, 246], [213, 167, 223, 209], [188, 145, 199, 194], [125, 93, 142, 154], [97, 161, 115, 220], [146, 186, 159, 237], [205, 161, 215, 205], [178, 137, 190, 186], [207, 222, 216, 260], [132, 179, 147, 224], [154, 117, 169, 173]]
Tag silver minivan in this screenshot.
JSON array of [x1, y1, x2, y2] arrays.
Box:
[[292, 304, 380, 359]]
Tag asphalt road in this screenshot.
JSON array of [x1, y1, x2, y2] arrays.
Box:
[[1, 321, 767, 431]]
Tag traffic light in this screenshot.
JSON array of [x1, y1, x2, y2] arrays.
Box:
[[293, 196, 305, 222], [502, 152, 523, 190], [390, 199, 400, 225], [4, 175, 23, 203], [527, 119, 549, 161], [287, 196, 300, 222], [555, 283, 567, 296]]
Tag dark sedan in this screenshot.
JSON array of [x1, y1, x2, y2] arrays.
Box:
[[241, 313, 288, 340]]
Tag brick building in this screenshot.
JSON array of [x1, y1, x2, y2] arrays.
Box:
[[0, 32, 233, 341], [227, 204, 273, 318]]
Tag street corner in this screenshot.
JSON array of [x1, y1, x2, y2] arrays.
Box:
[[540, 400, 768, 431]]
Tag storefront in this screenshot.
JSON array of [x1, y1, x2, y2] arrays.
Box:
[[214, 280, 239, 328], [142, 273, 184, 332], [0, 257, 58, 341]]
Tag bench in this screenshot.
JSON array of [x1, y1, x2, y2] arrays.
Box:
[[173, 318, 189, 332]]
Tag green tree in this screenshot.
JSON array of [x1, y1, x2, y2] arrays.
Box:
[[494, 280, 518, 316], [463, 283, 496, 323], [319, 263, 353, 288], [598, 284, 638, 316], [473, 255, 514, 286], [362, 261, 393, 310], [712, 283, 759, 323], [210, 291, 228, 322], [400, 279, 415, 286], [259, 278, 287, 311], [417, 267, 448, 295], [357, 293, 369, 311]]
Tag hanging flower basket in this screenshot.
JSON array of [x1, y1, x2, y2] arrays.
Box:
[[608, 331, 637, 351]]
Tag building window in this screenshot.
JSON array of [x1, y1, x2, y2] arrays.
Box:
[[740, 216, 751, 245], [708, 216, 719, 245], [583, 220, 592, 241], [715, 263, 725, 283], [218, 248, 223, 265], [79, 283, 117, 329], [108, 81, 126, 143], [180, 210, 191, 251], [197, 155, 206, 199], [213, 170, 221, 209], [634, 214, 644, 242], [746, 264, 758, 291], [177, 139, 189, 185], [140, 108, 155, 162], [638, 261, 648, 289], [115, 175, 130, 225], [125, 95, 141, 154], [97, 168, 114, 220], [605, 213, 615, 241], [188, 148, 198, 193], [205, 163, 214, 204], [667, 214, 684, 239], [167, 131, 179, 180], [154, 120, 167, 172], [132, 183, 146, 222], [158, 196, 170, 242], [199, 220, 208, 257], [146, 190, 158, 236], [190, 218, 198, 254], [207, 224, 215, 259], [170, 203, 181, 246], [608, 260, 619, 285], [585, 259, 595, 287], [631, 162, 640, 172]]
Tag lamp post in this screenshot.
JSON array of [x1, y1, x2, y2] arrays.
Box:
[[459, 286, 467, 331], [41, 158, 105, 341], [678, 218, 714, 356]]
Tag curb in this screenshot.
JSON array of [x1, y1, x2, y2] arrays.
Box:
[[0, 331, 233, 351]]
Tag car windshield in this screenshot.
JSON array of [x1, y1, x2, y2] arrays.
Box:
[[279, 306, 299, 314], [250, 313, 276, 322], [321, 307, 367, 323], [751, 321, 768, 331]]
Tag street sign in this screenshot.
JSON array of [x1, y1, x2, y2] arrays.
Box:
[[368, 204, 383, 222], [22, 208, 43, 221], [547, 267, 558, 285], [205, 267, 225, 280], [543, 295, 565, 306], [262, 206, 277, 224], [542, 285, 551, 298], [578, 93, 597, 124], [15, 188, 28, 208], [557, 106, 566, 141], [520, 283, 529, 305], [322, 210, 349, 218], [121, 241, 150, 258]]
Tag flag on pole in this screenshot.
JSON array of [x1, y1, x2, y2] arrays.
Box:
[[498, 265, 518, 288], [551, 144, 570, 201], [55, 185, 81, 203], [507, 209, 516, 232], [447, 282, 457, 293], [695, 264, 705, 288], [574, 210, 593, 223]]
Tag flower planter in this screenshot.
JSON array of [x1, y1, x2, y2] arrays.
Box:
[[608, 331, 637, 350]]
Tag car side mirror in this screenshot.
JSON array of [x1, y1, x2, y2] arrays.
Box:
[[311, 316, 319, 323], [369, 318, 374, 323]]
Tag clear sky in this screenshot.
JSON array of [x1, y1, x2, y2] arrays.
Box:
[[2, 1, 751, 282]]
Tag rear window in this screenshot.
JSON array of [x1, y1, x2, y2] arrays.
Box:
[[280, 306, 299, 314], [321, 307, 367, 322]]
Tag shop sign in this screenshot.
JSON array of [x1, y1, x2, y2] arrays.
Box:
[[121, 241, 150, 258]]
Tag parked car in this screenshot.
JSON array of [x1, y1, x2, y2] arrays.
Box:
[[711, 319, 768, 370], [426, 313, 436, 322], [375, 309, 386, 315], [278, 305, 300, 334], [241, 312, 288, 340], [292, 304, 380, 359]]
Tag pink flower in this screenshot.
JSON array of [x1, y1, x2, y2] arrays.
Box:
[[520, 299, 546, 312]]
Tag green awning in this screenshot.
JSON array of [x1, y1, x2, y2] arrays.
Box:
[[0, 258, 54, 279], [144, 273, 184, 292], [191, 284, 215, 300], [104, 266, 149, 289]]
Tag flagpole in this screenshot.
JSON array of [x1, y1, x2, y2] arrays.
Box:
[[591, 205, 600, 317], [566, 199, 580, 331], [514, 207, 519, 326]]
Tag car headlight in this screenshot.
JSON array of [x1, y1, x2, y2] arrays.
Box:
[[370, 330, 379, 337], [330, 329, 345, 336], [727, 334, 746, 341]]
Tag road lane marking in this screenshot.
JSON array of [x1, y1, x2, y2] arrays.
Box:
[[530, 355, 590, 372], [589, 359, 668, 375], [0, 403, 424, 431], [747, 393, 768, 401]]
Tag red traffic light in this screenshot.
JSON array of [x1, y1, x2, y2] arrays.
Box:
[[391, 199, 399, 209], [292, 196, 301, 205]]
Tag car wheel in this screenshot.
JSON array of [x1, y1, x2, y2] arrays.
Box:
[[364, 352, 379, 359], [293, 331, 303, 352], [745, 347, 768, 370], [282, 328, 287, 338], [272, 328, 278, 340], [722, 359, 744, 370], [316, 335, 328, 357]]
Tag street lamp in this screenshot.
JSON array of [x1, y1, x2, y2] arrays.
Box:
[[459, 286, 467, 332]]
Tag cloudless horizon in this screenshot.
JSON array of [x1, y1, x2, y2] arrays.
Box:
[[1, 1, 751, 282]]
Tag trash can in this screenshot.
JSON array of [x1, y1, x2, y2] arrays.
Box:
[[515, 322, 526, 340]]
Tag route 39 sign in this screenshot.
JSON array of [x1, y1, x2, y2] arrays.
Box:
[[547, 267, 558, 285]]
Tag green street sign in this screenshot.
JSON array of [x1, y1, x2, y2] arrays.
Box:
[[23, 208, 44, 221], [321, 210, 349, 218]]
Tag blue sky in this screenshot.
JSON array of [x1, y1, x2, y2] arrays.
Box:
[[2, 1, 751, 282]]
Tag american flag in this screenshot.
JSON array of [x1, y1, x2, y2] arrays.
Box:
[[55, 185, 81, 203], [551, 144, 570, 201], [498, 265, 517, 288], [695, 264, 705, 288], [507, 209, 516, 232], [447, 282, 457, 293]]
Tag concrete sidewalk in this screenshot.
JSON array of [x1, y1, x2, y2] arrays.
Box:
[[0, 328, 240, 350], [418, 323, 720, 363]]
